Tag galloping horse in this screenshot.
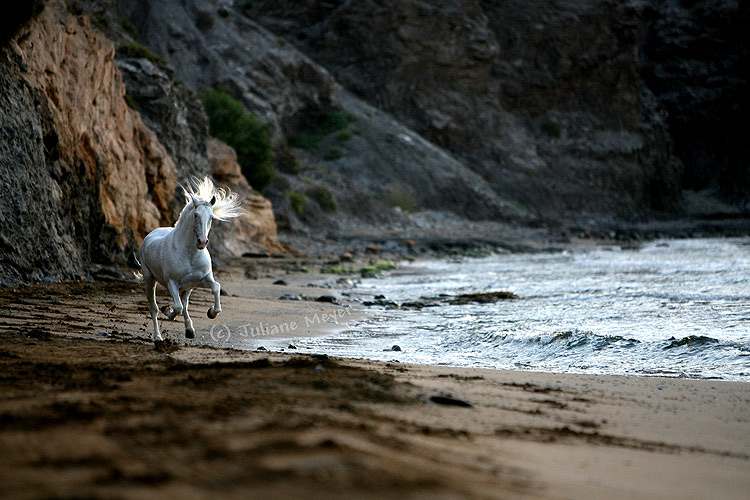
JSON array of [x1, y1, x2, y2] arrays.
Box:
[[138, 177, 243, 344]]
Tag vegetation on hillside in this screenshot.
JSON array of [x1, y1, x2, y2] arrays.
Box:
[[199, 87, 274, 192]]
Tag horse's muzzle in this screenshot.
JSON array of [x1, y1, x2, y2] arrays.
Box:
[[197, 238, 208, 250]]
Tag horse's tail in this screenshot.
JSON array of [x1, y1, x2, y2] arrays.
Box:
[[132, 251, 144, 284]]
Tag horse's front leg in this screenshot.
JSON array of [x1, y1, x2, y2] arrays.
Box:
[[181, 288, 195, 339], [203, 274, 222, 319], [145, 274, 162, 343], [160, 280, 183, 320]]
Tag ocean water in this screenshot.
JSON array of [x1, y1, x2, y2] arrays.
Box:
[[287, 237, 750, 381]]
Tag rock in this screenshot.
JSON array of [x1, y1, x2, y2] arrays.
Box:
[[205, 138, 285, 256], [339, 252, 355, 262], [448, 291, 518, 305], [273, 279, 288, 286], [363, 299, 398, 308], [207, 137, 243, 183], [287, 344, 297, 349], [315, 295, 338, 303], [279, 293, 302, 301]]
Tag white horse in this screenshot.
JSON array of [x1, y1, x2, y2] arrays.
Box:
[[138, 177, 243, 344]]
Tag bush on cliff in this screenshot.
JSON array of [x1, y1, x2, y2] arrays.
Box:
[[199, 87, 274, 192]]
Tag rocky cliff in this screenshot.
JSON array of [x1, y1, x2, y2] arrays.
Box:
[[246, 0, 687, 221], [105, 0, 526, 237], [0, 0, 281, 285]]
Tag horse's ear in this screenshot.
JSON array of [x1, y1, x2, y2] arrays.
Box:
[[210, 195, 216, 206], [191, 195, 200, 207]]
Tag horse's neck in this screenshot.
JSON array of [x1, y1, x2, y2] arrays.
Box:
[[169, 212, 196, 252]]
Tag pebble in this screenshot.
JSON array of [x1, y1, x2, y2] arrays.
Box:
[[279, 293, 302, 301], [273, 279, 288, 286]]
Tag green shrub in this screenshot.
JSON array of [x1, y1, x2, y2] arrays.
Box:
[[337, 129, 353, 142], [324, 147, 343, 161], [308, 186, 337, 212], [388, 189, 415, 213], [117, 41, 164, 63], [275, 141, 301, 174], [124, 93, 137, 110], [91, 14, 110, 31], [195, 10, 214, 31], [360, 260, 396, 277], [541, 120, 561, 138], [290, 111, 357, 151], [321, 264, 356, 275], [119, 17, 139, 38], [199, 87, 274, 191], [286, 190, 307, 215]]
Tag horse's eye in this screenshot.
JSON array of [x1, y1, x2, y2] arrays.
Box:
[[194, 213, 198, 219]]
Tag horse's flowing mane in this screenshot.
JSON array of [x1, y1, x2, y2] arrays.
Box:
[[181, 176, 244, 221]]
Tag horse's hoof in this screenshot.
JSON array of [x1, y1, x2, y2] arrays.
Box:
[[160, 305, 172, 316], [185, 329, 195, 339], [207, 308, 219, 319]]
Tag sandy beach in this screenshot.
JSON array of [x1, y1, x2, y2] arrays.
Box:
[[1, 259, 748, 499]]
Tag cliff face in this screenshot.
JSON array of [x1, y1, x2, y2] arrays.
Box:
[[0, 1, 176, 284], [0, 0, 281, 284], [246, 0, 685, 220]]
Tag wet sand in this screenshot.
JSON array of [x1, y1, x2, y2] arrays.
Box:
[[1, 261, 748, 499]]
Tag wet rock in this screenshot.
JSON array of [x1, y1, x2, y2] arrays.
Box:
[[363, 299, 399, 308], [448, 291, 518, 305], [273, 279, 288, 286], [287, 344, 297, 349]]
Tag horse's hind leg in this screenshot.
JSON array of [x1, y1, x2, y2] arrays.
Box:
[[181, 288, 195, 339], [145, 274, 162, 342], [203, 274, 222, 319]]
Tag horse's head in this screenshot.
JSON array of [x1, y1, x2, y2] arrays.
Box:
[[191, 195, 216, 250]]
